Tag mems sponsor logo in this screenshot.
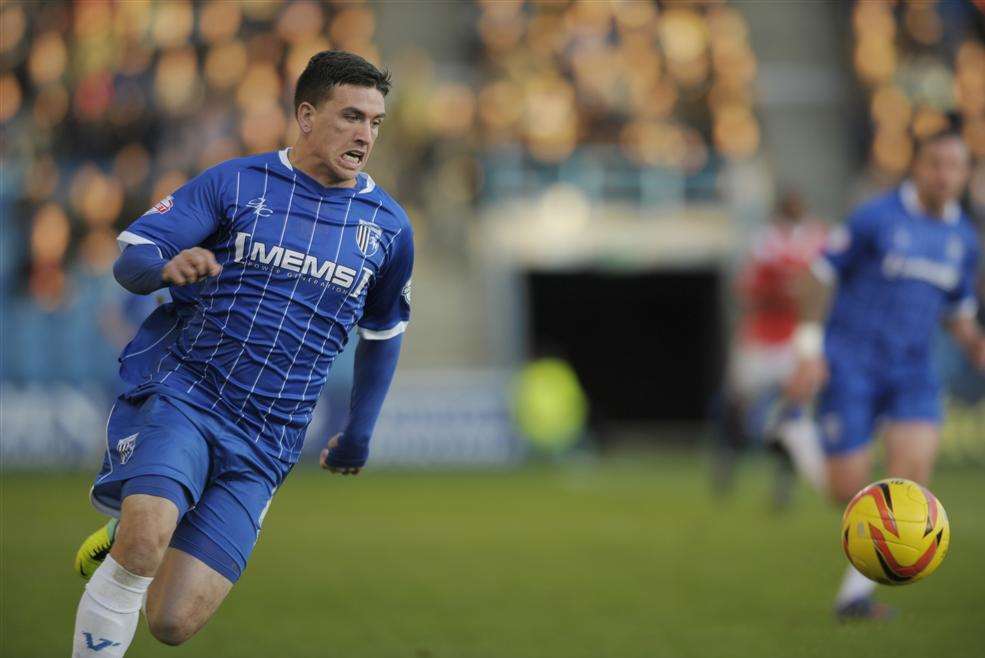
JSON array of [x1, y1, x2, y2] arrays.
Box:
[[882, 254, 959, 290], [234, 232, 372, 297]]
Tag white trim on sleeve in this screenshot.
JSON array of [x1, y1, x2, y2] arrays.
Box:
[[950, 297, 979, 319], [810, 257, 837, 285], [357, 321, 408, 340], [117, 231, 162, 257]]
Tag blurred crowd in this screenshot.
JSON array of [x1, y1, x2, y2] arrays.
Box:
[[851, 0, 985, 212], [1, 0, 984, 384], [474, 0, 758, 201]]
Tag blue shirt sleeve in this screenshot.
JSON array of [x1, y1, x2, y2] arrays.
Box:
[[117, 166, 229, 259], [113, 243, 167, 295], [326, 334, 403, 469], [357, 222, 414, 340], [815, 204, 881, 283], [946, 231, 980, 317]]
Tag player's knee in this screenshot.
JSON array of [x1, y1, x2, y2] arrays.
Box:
[[827, 476, 862, 506], [146, 608, 196, 646], [113, 522, 174, 576]]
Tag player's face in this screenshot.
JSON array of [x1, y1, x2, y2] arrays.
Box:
[[308, 84, 386, 186], [912, 137, 970, 209]]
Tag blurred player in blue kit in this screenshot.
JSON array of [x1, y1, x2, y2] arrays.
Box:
[[70, 51, 413, 657], [785, 130, 985, 620]]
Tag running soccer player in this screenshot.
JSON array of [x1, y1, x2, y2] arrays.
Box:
[[715, 189, 828, 505], [785, 129, 985, 620], [71, 51, 413, 657]]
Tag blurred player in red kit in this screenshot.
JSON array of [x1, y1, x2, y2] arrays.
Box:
[[714, 189, 829, 504]]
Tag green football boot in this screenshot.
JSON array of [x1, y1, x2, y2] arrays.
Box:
[[74, 518, 118, 580]]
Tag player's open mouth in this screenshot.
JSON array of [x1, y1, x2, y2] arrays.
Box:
[[341, 150, 364, 167]]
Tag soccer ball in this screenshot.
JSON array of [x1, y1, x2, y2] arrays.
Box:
[[841, 478, 950, 585]]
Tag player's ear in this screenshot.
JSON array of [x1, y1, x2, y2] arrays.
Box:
[[296, 101, 316, 134]]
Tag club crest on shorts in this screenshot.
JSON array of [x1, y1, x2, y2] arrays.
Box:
[[143, 195, 174, 215], [356, 220, 382, 257], [117, 433, 138, 465]]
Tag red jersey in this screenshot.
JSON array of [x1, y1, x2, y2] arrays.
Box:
[[736, 220, 828, 346]]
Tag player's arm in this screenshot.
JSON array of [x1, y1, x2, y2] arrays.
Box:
[[319, 335, 404, 475], [321, 223, 414, 476], [945, 313, 985, 370], [114, 244, 220, 294], [943, 241, 985, 370], [785, 208, 875, 403], [114, 167, 228, 294], [785, 265, 833, 403]]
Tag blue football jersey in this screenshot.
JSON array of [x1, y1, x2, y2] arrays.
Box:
[[116, 149, 413, 462], [813, 182, 979, 361]]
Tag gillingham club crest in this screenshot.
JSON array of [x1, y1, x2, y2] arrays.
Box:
[[116, 433, 138, 465], [356, 220, 382, 257]]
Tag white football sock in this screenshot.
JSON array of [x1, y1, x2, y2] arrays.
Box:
[[777, 416, 827, 495], [835, 564, 877, 606], [72, 555, 152, 657]]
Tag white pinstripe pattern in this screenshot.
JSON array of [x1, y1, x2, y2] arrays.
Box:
[[212, 173, 298, 407], [186, 166, 269, 394], [282, 198, 385, 457], [268, 195, 358, 456], [156, 170, 242, 384], [243, 195, 324, 435], [180, 171, 241, 358]]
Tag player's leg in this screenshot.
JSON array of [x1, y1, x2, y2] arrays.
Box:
[[143, 448, 289, 646], [712, 344, 766, 495], [826, 446, 896, 619], [73, 395, 209, 657], [815, 368, 891, 619], [144, 549, 233, 646], [826, 446, 873, 505], [73, 491, 184, 657], [883, 421, 940, 485], [882, 368, 943, 486]]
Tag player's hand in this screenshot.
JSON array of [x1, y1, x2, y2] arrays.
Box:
[[319, 434, 361, 476], [162, 247, 221, 286], [785, 356, 828, 404], [973, 336, 985, 372]]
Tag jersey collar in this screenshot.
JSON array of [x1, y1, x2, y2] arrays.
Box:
[[277, 148, 376, 195], [899, 180, 960, 225]]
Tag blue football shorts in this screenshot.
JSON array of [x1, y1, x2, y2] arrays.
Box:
[[90, 391, 293, 582], [817, 352, 942, 456]]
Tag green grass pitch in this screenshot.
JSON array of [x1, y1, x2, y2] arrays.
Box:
[[2, 452, 983, 657]]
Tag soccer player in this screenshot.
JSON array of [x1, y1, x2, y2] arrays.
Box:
[[715, 189, 829, 505], [71, 51, 413, 656], [785, 129, 985, 620]]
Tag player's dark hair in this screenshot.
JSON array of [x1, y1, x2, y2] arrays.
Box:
[[294, 50, 391, 112], [913, 113, 965, 158]]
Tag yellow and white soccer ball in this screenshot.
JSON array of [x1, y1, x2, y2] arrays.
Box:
[[841, 478, 950, 585]]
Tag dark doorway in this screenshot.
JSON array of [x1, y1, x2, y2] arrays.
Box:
[[526, 269, 723, 430]]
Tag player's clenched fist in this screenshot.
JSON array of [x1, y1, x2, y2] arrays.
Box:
[[319, 433, 362, 475], [162, 247, 221, 286]]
